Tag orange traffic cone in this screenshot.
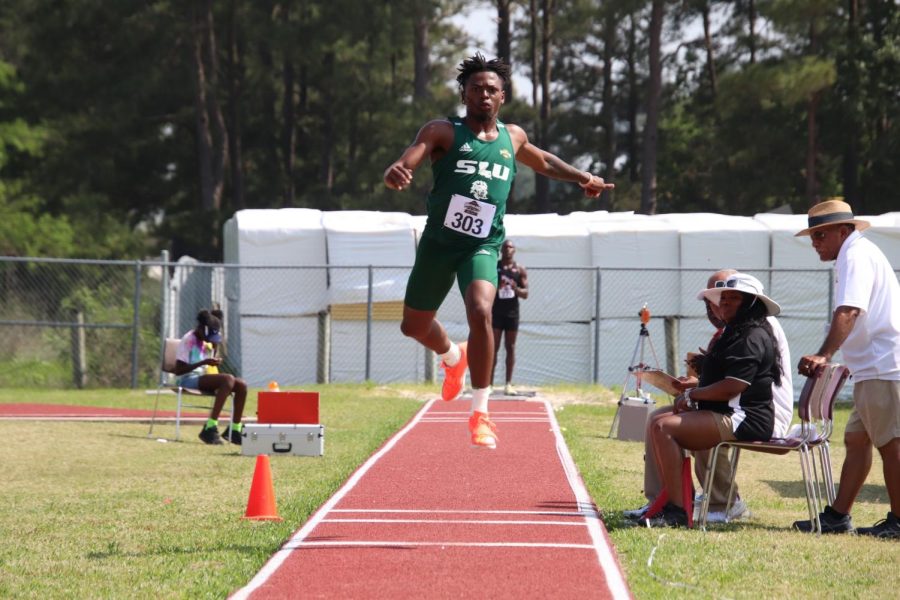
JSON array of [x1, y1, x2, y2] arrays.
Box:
[[242, 455, 283, 521]]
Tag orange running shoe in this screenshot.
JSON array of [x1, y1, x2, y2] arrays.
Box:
[[468, 411, 498, 449], [440, 341, 468, 401]]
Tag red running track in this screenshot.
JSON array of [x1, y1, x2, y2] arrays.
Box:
[[0, 403, 207, 420], [232, 398, 630, 599]]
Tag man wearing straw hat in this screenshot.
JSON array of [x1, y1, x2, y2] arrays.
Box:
[[793, 199, 900, 539]]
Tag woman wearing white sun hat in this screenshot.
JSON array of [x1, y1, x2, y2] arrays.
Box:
[[642, 272, 785, 527]]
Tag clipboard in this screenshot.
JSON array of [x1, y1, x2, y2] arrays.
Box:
[[638, 368, 682, 396]]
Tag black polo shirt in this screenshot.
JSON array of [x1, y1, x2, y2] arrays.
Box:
[[698, 324, 776, 441]]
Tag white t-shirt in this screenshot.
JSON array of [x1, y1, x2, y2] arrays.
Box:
[[768, 316, 793, 437], [833, 230, 900, 381]]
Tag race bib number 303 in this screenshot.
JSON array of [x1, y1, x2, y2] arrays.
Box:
[[443, 194, 496, 239]]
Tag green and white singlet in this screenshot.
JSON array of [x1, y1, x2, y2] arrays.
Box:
[[421, 116, 517, 249]]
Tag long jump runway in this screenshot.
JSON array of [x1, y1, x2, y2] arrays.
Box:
[[233, 398, 630, 599]]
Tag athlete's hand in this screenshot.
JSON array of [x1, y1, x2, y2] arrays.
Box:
[[578, 173, 615, 198], [384, 164, 414, 191]]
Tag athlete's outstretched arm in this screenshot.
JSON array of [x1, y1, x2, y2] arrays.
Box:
[[383, 120, 453, 191], [508, 124, 614, 198]]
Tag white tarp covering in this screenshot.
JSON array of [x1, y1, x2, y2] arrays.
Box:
[[861, 213, 900, 271], [656, 213, 771, 316], [222, 208, 327, 316], [582, 212, 681, 317], [217, 207, 900, 388], [238, 315, 319, 387], [444, 320, 594, 386], [504, 213, 593, 321], [322, 211, 416, 305], [329, 321, 424, 383], [753, 213, 830, 319]]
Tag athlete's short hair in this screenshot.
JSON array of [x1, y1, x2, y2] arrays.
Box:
[[456, 53, 511, 91]]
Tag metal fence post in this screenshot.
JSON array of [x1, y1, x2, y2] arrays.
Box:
[[593, 268, 602, 384], [366, 265, 373, 381], [130, 260, 142, 388], [424, 350, 436, 384], [317, 309, 331, 384], [71, 310, 87, 388], [158, 251, 169, 385], [827, 267, 834, 317], [665, 316, 679, 377]]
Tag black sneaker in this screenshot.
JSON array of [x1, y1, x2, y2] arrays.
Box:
[[856, 512, 900, 540], [644, 503, 689, 528], [198, 425, 224, 445], [221, 425, 243, 445], [623, 502, 651, 521], [792, 505, 854, 534]]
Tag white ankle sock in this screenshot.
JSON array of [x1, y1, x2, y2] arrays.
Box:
[[470, 387, 490, 414], [440, 342, 460, 367]]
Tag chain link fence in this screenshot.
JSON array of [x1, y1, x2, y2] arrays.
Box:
[[1, 255, 897, 394]]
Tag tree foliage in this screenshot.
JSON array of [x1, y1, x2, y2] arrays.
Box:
[[0, 0, 897, 259]]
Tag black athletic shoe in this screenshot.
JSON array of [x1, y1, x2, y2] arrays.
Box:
[[198, 425, 224, 445], [856, 512, 900, 540], [644, 503, 689, 528], [221, 425, 243, 445], [792, 505, 854, 534], [623, 503, 651, 521]]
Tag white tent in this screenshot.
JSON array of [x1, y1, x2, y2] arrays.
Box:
[[216, 207, 900, 388], [655, 213, 771, 317], [322, 210, 417, 305], [222, 208, 328, 316]]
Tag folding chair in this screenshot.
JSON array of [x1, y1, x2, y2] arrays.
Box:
[[698, 363, 850, 532], [147, 338, 231, 441]]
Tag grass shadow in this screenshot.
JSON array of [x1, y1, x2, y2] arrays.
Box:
[[86, 542, 267, 560], [763, 479, 888, 503]]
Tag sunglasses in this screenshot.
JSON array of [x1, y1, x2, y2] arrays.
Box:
[[713, 279, 738, 288]]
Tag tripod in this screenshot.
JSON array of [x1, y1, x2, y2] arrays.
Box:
[[608, 305, 661, 438]]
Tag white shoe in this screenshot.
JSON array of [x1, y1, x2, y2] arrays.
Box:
[[697, 498, 751, 523], [504, 383, 516, 396]]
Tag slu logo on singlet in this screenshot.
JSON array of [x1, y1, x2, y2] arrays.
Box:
[[454, 160, 511, 181]]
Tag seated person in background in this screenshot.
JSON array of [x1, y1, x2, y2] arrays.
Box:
[[643, 273, 784, 527], [174, 309, 248, 445], [625, 270, 792, 524]]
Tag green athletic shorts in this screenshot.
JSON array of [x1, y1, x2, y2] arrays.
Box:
[[404, 235, 499, 311]]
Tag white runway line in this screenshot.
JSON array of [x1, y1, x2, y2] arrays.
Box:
[[545, 398, 631, 600], [322, 518, 585, 526], [287, 540, 596, 550], [229, 399, 437, 600], [231, 397, 631, 600], [331, 508, 584, 516]]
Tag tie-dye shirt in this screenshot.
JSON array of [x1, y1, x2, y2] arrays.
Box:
[[175, 331, 213, 384]]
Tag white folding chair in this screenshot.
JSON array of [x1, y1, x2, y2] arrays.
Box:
[[698, 363, 850, 532], [147, 338, 230, 441]]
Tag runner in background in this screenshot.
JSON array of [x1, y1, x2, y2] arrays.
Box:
[[492, 239, 528, 395], [384, 53, 613, 449]]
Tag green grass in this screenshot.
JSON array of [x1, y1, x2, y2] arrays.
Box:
[[0, 385, 895, 598], [556, 395, 896, 599], [0, 384, 423, 599]]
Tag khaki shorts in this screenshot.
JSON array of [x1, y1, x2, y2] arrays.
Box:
[[708, 411, 738, 442], [845, 379, 900, 448]]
